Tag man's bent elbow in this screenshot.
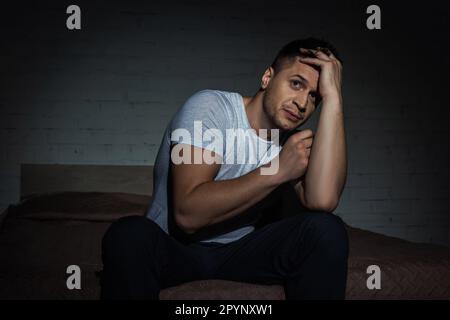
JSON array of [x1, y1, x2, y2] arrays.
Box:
[[306, 197, 339, 213], [174, 210, 201, 235]]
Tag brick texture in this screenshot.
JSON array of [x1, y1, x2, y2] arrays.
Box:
[[1, 0, 449, 246]]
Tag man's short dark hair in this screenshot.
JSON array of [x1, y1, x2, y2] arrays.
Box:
[[270, 37, 342, 74]]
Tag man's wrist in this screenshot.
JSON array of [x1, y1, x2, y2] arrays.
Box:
[[321, 91, 343, 106], [259, 164, 286, 186]]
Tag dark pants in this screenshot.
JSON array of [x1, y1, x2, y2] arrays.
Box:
[[100, 184, 349, 300]]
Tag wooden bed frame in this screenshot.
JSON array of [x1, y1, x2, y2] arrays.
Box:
[[20, 163, 154, 199]]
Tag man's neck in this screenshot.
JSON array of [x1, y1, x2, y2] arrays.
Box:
[[242, 91, 277, 141]]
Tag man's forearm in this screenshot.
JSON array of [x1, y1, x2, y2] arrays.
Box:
[[302, 94, 347, 210], [176, 163, 282, 233]]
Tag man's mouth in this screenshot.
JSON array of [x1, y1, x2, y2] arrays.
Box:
[[283, 108, 303, 122]]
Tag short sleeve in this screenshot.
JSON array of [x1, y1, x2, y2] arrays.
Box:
[[169, 90, 227, 158]]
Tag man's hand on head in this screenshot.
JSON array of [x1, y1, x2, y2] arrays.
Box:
[[298, 47, 343, 104]]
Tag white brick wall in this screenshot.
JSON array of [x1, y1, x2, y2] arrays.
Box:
[[1, 0, 449, 246]]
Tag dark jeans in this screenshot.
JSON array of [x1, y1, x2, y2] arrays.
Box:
[[100, 184, 349, 300]]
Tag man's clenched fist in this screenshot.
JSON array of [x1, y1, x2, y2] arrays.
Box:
[[276, 129, 314, 183]]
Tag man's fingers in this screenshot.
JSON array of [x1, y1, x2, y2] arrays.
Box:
[[300, 47, 338, 63], [306, 148, 311, 158], [296, 137, 313, 150], [298, 55, 325, 67], [299, 48, 329, 62], [291, 131, 313, 148], [307, 47, 333, 61], [302, 137, 313, 148], [323, 50, 338, 61], [293, 129, 314, 140], [317, 48, 341, 65]]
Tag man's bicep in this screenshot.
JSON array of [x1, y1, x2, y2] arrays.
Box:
[[170, 143, 221, 207]]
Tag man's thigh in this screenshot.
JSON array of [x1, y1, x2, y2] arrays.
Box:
[[103, 215, 211, 290], [161, 226, 215, 289], [166, 183, 306, 287], [209, 211, 316, 285]]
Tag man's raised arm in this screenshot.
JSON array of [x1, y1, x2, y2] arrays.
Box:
[[291, 48, 347, 212]]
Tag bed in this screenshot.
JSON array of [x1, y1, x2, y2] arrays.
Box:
[[0, 163, 449, 299]]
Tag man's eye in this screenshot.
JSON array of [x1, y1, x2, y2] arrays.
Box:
[[309, 92, 316, 99], [291, 80, 301, 88]]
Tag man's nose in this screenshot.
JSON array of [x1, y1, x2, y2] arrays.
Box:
[[294, 94, 308, 113]]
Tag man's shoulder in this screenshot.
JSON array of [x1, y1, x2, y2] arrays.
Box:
[[169, 89, 233, 130], [176, 89, 240, 119], [187, 89, 237, 105]]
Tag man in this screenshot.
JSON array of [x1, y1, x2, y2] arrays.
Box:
[[101, 37, 349, 300]]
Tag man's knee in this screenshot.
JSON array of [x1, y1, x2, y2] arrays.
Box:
[[301, 211, 349, 259]]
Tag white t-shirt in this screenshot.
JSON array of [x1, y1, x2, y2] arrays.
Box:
[[146, 89, 282, 243]]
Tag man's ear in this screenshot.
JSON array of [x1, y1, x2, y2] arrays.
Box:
[[261, 67, 274, 90]]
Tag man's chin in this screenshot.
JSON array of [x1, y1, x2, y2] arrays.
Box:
[[277, 120, 299, 132], [270, 114, 301, 133]]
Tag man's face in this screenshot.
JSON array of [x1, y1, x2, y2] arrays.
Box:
[[262, 58, 320, 132]]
